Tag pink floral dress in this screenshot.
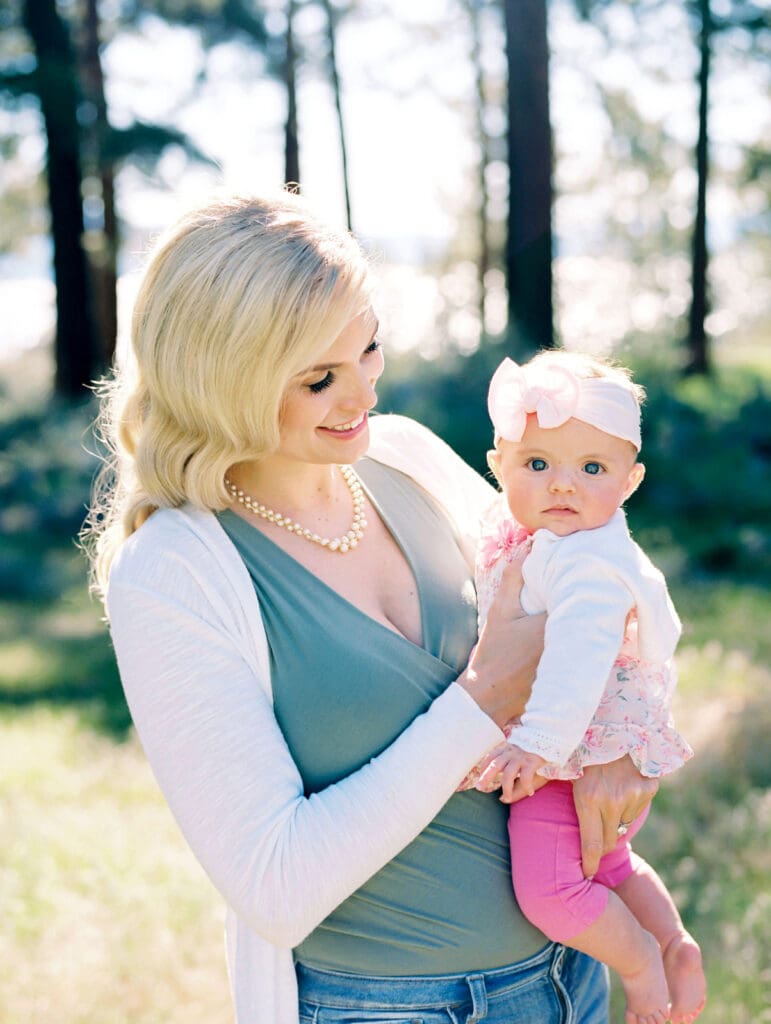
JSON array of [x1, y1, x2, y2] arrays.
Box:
[[459, 500, 693, 792]]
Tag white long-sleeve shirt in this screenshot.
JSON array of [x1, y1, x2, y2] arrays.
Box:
[[107, 415, 503, 1024], [515, 510, 682, 767]]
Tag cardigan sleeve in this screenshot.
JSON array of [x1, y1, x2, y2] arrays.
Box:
[[107, 513, 503, 950]]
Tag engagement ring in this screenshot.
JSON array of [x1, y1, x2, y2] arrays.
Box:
[[616, 820, 632, 836]]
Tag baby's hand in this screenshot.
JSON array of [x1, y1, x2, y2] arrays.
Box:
[[480, 743, 547, 803]]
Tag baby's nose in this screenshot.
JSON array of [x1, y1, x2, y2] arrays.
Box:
[[549, 469, 576, 492]]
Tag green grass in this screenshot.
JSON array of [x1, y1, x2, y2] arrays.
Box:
[[0, 706, 231, 1024]]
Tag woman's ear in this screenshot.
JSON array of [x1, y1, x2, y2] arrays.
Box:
[[623, 462, 646, 501], [487, 448, 503, 488]]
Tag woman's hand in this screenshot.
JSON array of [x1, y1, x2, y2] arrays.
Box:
[[456, 555, 545, 729], [573, 756, 659, 877]]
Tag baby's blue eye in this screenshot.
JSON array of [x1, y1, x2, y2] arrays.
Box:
[[583, 462, 603, 475], [529, 458, 548, 472]]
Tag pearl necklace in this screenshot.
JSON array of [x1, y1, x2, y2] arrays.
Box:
[[225, 464, 367, 554]]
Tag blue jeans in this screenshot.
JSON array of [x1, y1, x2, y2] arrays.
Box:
[[296, 942, 609, 1023]]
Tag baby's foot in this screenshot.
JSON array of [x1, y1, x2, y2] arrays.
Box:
[[620, 931, 670, 1024], [662, 930, 707, 1023]]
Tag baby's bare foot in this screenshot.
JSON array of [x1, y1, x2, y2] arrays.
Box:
[[620, 931, 670, 1024], [662, 930, 707, 1023]]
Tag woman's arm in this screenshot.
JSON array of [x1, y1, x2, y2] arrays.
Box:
[[108, 538, 541, 950], [456, 554, 544, 728]]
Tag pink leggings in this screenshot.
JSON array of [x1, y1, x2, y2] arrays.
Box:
[[508, 779, 649, 943]]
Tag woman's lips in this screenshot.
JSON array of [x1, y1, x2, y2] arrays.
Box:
[[317, 411, 369, 440]]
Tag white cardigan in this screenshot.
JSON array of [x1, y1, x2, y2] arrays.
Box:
[[107, 415, 504, 1023]]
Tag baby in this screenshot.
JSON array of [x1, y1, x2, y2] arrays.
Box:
[[464, 351, 706, 1024]]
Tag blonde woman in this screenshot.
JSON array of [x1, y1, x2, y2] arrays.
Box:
[[87, 192, 657, 1024]]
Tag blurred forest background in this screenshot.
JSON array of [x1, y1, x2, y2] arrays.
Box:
[[1, 0, 769, 1021]]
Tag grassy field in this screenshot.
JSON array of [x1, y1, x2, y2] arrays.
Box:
[[1, 349, 769, 1023]]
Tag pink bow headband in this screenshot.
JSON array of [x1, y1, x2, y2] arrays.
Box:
[[488, 357, 642, 450]]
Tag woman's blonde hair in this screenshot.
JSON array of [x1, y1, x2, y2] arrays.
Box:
[[83, 192, 372, 602]]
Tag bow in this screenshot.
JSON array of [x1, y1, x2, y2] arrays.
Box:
[[488, 357, 581, 442]]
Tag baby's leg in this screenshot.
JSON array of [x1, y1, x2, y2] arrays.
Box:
[[510, 783, 668, 1024], [605, 854, 706, 1024]]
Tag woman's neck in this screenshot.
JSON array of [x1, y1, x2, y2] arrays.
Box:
[[227, 456, 347, 516]]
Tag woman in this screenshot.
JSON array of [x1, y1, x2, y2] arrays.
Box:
[[87, 192, 657, 1023]]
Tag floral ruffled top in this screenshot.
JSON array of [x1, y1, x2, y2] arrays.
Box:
[[459, 499, 693, 791]]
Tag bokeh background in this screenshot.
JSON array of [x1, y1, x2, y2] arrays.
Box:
[[1, 0, 769, 1021]]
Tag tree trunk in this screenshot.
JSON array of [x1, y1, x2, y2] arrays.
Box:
[[468, 0, 491, 332], [686, 0, 712, 375], [81, 0, 118, 366], [23, 0, 100, 398], [284, 0, 300, 187], [320, 0, 352, 231], [503, 0, 553, 354]]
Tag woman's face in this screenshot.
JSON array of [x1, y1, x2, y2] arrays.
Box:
[[276, 307, 384, 466]]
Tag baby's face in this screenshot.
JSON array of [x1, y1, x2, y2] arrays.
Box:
[[491, 415, 644, 536]]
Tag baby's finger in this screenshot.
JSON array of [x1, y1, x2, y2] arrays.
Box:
[[517, 763, 538, 797], [499, 761, 522, 803], [476, 752, 507, 792]]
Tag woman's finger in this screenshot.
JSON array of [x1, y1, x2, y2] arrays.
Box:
[[573, 757, 659, 876], [488, 545, 531, 619]]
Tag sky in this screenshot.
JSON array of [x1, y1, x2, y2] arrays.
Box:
[[0, 0, 768, 362]]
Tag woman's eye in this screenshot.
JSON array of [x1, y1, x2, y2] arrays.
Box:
[[583, 462, 603, 475], [365, 338, 381, 355], [308, 372, 334, 394], [528, 458, 548, 471]]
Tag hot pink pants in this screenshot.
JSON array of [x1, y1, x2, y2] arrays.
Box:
[[508, 779, 649, 943]]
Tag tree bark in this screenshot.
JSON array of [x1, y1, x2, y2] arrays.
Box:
[[320, 0, 352, 231], [686, 0, 712, 375], [503, 0, 553, 354], [81, 0, 118, 366], [23, 0, 100, 397], [468, 0, 492, 332], [284, 0, 300, 187]]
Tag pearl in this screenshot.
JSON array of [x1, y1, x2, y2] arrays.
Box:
[[224, 465, 367, 555]]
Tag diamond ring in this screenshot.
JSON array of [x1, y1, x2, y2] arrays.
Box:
[[617, 820, 632, 836]]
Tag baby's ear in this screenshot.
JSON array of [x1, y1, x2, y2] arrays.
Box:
[[624, 462, 646, 501], [486, 448, 502, 487]]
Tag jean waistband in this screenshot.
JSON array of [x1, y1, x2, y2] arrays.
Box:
[[295, 942, 562, 1009]]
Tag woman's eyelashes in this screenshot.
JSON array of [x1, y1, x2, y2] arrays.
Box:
[[308, 373, 334, 394], [306, 339, 382, 394]]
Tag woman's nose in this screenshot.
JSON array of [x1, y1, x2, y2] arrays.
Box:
[[351, 367, 379, 410]]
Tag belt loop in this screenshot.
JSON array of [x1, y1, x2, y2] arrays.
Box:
[[552, 944, 566, 976], [551, 945, 573, 1024], [465, 973, 488, 1023]]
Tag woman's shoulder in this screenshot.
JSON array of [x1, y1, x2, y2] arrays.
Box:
[[368, 414, 490, 491], [368, 412, 448, 454], [368, 413, 498, 556], [109, 504, 237, 593]]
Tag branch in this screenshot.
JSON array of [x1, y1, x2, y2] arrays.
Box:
[[104, 121, 218, 168], [0, 68, 38, 97]]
